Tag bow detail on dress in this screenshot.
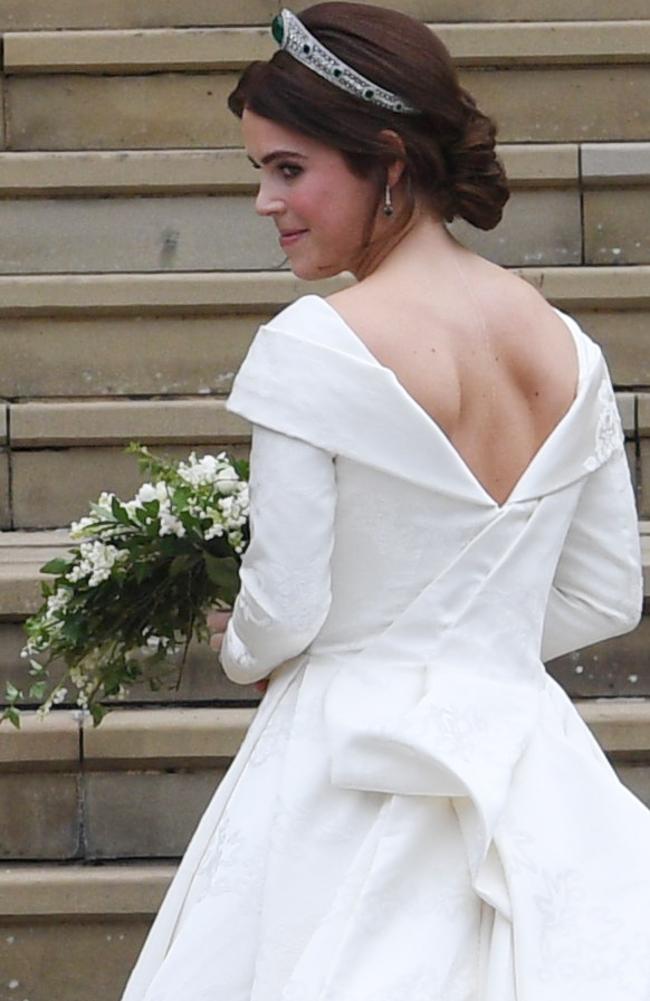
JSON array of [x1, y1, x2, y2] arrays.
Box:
[[321, 492, 578, 919]]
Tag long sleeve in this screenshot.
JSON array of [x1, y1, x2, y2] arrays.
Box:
[[218, 423, 337, 685], [541, 446, 643, 663]]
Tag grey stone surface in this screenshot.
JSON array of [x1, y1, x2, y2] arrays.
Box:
[[0, 314, 262, 398], [0, 0, 276, 29], [450, 188, 581, 267], [460, 65, 650, 143], [84, 769, 225, 858], [7, 72, 242, 150], [575, 310, 650, 388], [0, 195, 282, 273], [0, 451, 10, 530], [641, 439, 650, 520], [548, 613, 650, 698], [0, 917, 150, 1001], [615, 761, 650, 810], [11, 442, 249, 529], [585, 188, 650, 265], [582, 142, 650, 184], [0, 772, 80, 860]]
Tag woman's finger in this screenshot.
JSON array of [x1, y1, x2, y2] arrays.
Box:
[[207, 610, 232, 632], [210, 631, 224, 653]]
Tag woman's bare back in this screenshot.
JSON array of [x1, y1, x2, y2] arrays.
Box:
[[326, 256, 579, 506]]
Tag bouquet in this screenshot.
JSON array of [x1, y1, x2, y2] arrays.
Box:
[[1, 442, 249, 729]]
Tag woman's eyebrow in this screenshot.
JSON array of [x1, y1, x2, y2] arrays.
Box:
[[247, 150, 308, 168]]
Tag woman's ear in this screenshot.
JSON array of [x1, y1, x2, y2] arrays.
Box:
[[378, 129, 407, 187]]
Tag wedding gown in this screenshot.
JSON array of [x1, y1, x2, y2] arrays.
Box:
[[121, 294, 647, 1001]]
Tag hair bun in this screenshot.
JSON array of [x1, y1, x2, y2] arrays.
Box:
[[444, 88, 510, 231]]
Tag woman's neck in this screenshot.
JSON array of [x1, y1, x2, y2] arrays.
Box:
[[354, 204, 477, 289]]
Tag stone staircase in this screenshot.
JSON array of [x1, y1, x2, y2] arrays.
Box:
[[0, 2, 649, 998]]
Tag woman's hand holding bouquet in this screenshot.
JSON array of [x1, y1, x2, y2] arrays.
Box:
[[207, 609, 269, 694]]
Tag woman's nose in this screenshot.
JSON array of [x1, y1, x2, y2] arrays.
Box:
[[255, 180, 284, 217]]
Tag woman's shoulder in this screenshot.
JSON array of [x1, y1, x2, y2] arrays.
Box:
[[263, 292, 371, 358], [267, 293, 323, 329]]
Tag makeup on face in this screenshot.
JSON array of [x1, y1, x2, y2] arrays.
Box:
[[242, 108, 382, 280]]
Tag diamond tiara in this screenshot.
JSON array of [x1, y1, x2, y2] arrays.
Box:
[[270, 8, 419, 115]]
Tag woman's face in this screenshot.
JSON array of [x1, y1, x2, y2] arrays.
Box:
[[242, 108, 383, 280]]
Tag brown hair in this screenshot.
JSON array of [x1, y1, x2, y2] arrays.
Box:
[[228, 2, 509, 264]]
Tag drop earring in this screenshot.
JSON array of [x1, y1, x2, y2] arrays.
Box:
[[383, 182, 394, 217]]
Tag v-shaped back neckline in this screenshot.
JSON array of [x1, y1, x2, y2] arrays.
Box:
[[309, 294, 585, 510]]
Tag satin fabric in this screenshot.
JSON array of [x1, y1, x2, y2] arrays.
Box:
[[121, 295, 646, 1001]]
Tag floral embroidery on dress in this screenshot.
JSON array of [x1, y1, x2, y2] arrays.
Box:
[[583, 377, 624, 472], [534, 867, 650, 989], [189, 812, 262, 905]]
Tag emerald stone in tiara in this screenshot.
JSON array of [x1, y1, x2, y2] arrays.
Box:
[[270, 8, 419, 115]]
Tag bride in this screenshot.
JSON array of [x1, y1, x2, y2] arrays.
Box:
[[122, 5, 647, 999]]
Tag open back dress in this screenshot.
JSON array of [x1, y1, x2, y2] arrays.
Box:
[[121, 294, 647, 1001]]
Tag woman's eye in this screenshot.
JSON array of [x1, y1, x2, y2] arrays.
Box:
[[278, 163, 302, 180]]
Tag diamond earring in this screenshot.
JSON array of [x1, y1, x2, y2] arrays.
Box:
[[383, 182, 394, 217]]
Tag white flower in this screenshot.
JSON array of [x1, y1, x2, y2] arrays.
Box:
[[69, 666, 86, 689], [213, 467, 240, 495], [45, 589, 70, 618], [70, 515, 98, 539], [66, 540, 129, 587], [136, 481, 169, 506], [144, 633, 172, 651], [159, 510, 186, 537], [204, 521, 225, 541], [218, 493, 247, 527], [177, 455, 216, 488], [52, 687, 68, 704], [176, 452, 239, 491]]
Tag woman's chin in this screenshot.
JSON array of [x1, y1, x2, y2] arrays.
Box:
[[289, 259, 346, 281]]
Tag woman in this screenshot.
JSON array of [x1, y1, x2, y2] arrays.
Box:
[[122, 5, 648, 999]]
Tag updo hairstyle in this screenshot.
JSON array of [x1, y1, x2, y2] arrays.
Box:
[[228, 2, 510, 235]]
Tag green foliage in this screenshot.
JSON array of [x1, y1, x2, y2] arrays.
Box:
[[1, 442, 250, 729]]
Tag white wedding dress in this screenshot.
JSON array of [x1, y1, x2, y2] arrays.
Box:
[[121, 295, 647, 1001]]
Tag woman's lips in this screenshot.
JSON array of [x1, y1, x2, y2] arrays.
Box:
[[279, 229, 308, 247]]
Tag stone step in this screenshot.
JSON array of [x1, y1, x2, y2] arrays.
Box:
[[4, 392, 640, 450], [0, 141, 646, 196], [0, 144, 646, 274], [5, 23, 650, 75], [1, 282, 648, 398], [4, 258, 644, 424], [2, 1, 649, 32], [0, 270, 332, 316], [8, 398, 242, 448], [0, 266, 648, 317], [0, 144, 646, 272], [0, 142, 586, 195], [0, 189, 631, 273], [1, 397, 249, 529], [0, 390, 646, 530], [0, 700, 649, 866], [0, 861, 171, 1001], [0, 0, 277, 31], [12, 391, 650, 449], [4, 31, 649, 150]]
